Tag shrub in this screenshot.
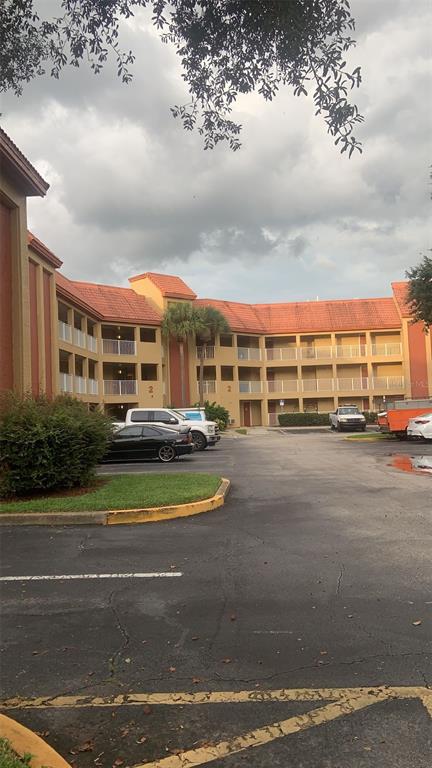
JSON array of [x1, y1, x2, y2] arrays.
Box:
[[0, 393, 112, 498], [277, 410, 378, 427], [192, 400, 230, 430]]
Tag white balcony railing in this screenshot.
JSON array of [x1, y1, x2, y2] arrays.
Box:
[[87, 335, 98, 353], [73, 328, 87, 349], [237, 347, 262, 361], [299, 346, 333, 360], [58, 321, 72, 343], [103, 379, 138, 396], [197, 380, 216, 394], [239, 380, 263, 393], [196, 345, 215, 359], [59, 373, 73, 393], [265, 347, 298, 361], [336, 377, 369, 391], [266, 379, 299, 393], [74, 375, 87, 394], [335, 345, 366, 358], [372, 376, 404, 390], [87, 378, 98, 395], [302, 379, 334, 392], [371, 343, 402, 356], [102, 339, 137, 355]]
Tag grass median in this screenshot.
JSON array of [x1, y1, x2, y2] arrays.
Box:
[[0, 474, 222, 514]]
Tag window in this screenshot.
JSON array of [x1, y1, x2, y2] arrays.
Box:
[[220, 334, 233, 347], [142, 426, 162, 437], [221, 366, 234, 381], [141, 363, 158, 380], [130, 410, 152, 422], [153, 410, 178, 424], [140, 327, 156, 343], [115, 426, 143, 439]]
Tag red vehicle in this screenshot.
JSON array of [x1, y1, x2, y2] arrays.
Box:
[[378, 399, 432, 438]]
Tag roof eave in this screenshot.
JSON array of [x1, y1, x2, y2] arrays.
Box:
[[0, 130, 49, 197]]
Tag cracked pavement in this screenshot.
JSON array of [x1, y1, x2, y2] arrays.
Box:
[[0, 431, 431, 766]]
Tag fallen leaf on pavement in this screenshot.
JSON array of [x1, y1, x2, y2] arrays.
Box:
[[230, 614, 237, 621], [412, 620, 422, 626], [191, 636, 200, 641], [113, 759, 124, 767], [169, 666, 176, 672], [143, 705, 152, 715], [192, 677, 202, 684], [77, 740, 94, 753], [221, 658, 232, 664]]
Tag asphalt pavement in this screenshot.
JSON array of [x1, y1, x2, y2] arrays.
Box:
[[1, 430, 431, 767]]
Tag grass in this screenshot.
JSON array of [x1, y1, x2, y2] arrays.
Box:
[[0, 474, 222, 514], [0, 738, 32, 768], [345, 432, 395, 441], [235, 428, 248, 435]]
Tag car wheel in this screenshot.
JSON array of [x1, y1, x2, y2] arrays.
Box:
[[191, 431, 207, 451], [361, 426, 366, 432], [158, 444, 176, 463], [336, 423, 342, 432]]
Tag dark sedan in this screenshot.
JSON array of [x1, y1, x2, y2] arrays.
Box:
[[102, 425, 193, 463]]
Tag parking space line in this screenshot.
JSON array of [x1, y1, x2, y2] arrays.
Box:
[[0, 572, 183, 582]]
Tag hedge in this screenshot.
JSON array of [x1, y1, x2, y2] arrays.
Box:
[[0, 393, 112, 498], [278, 411, 377, 427]]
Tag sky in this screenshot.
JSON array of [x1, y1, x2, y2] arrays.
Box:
[[2, 0, 431, 303]]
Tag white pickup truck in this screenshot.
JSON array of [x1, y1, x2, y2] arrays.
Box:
[[329, 405, 367, 432], [125, 407, 220, 451]]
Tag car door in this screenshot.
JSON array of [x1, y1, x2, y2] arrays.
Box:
[[141, 426, 166, 458], [152, 410, 180, 429], [110, 426, 144, 461]]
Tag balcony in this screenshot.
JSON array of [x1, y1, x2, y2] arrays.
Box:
[[265, 347, 297, 361], [196, 346, 215, 359], [73, 328, 87, 349], [87, 335, 98, 353], [87, 378, 98, 395], [267, 379, 299, 393], [335, 345, 366, 358], [371, 343, 402, 356], [59, 373, 73, 393], [58, 321, 72, 343], [336, 378, 369, 391], [371, 376, 404, 390], [302, 379, 334, 392], [74, 375, 87, 394], [237, 347, 261, 361], [299, 346, 333, 360], [197, 380, 216, 394], [102, 339, 137, 356], [239, 380, 263, 393], [103, 379, 138, 396]]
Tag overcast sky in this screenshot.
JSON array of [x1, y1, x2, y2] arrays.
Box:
[[3, 0, 431, 303]]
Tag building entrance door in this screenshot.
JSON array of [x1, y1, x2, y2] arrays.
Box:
[[243, 401, 251, 427]]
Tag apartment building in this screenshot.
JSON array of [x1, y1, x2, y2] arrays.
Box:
[[1, 128, 431, 426]]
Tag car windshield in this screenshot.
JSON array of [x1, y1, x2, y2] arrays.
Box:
[[339, 407, 359, 414], [172, 410, 188, 421]]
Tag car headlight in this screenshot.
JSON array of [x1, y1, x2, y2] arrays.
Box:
[[208, 425, 215, 434]]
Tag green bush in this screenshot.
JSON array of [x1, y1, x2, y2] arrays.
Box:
[[0, 393, 112, 498], [277, 410, 377, 427], [192, 400, 230, 431]]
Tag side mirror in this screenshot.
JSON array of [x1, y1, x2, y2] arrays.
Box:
[[169, 417, 178, 424]]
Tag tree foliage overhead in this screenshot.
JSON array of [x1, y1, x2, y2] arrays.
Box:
[[406, 254, 432, 330], [1, 0, 363, 154]]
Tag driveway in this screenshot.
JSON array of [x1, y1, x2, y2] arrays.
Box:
[[1, 431, 431, 767]]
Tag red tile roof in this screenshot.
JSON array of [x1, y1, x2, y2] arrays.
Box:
[[129, 272, 197, 300], [197, 297, 401, 334], [65, 279, 161, 325], [391, 282, 412, 318], [56, 273, 103, 318], [28, 231, 62, 269]]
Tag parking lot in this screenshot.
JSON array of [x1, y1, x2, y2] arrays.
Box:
[[1, 429, 431, 766]]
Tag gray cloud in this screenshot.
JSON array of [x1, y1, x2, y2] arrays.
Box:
[[2, 0, 431, 302]]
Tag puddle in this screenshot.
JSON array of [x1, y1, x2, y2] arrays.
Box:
[[390, 454, 432, 475]]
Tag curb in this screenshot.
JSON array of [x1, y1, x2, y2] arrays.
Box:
[[0, 713, 71, 768], [0, 478, 231, 527]]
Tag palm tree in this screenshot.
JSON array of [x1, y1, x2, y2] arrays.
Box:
[[196, 306, 230, 407], [161, 302, 203, 406]]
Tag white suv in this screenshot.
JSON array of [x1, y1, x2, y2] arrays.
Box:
[[125, 408, 220, 451]]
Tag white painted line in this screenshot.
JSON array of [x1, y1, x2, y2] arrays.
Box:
[[253, 630, 293, 635], [0, 572, 183, 582]]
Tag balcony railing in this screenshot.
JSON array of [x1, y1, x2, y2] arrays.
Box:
[[102, 339, 137, 356], [371, 343, 402, 356], [302, 378, 334, 392], [196, 345, 215, 359], [74, 375, 87, 394], [59, 373, 73, 393], [73, 328, 87, 349], [336, 377, 369, 391], [371, 376, 404, 390], [265, 347, 297, 361], [87, 335, 98, 353], [197, 380, 216, 394], [87, 378, 98, 395], [299, 346, 333, 360], [335, 345, 366, 358], [237, 347, 262, 361], [267, 379, 299, 393], [239, 380, 263, 393], [103, 379, 138, 395], [58, 321, 72, 343]]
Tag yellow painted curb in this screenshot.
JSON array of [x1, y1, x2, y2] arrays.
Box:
[[0, 713, 71, 768], [106, 478, 231, 525]]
